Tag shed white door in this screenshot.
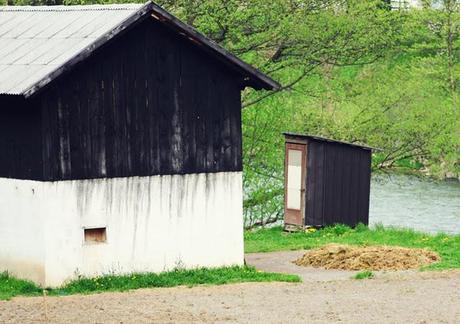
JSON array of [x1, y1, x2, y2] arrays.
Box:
[[284, 143, 306, 226]]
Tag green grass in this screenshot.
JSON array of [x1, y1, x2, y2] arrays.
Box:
[[353, 270, 374, 280], [0, 272, 43, 300], [0, 266, 300, 301], [245, 224, 460, 270]]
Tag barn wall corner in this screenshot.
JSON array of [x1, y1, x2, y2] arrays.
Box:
[[0, 172, 244, 287]]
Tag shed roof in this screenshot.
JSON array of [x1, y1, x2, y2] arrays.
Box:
[[0, 2, 279, 98], [284, 132, 375, 151]]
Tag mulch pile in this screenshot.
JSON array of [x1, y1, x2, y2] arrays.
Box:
[[293, 244, 440, 271]]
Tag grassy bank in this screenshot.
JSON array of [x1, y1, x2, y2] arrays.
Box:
[[245, 224, 460, 270], [0, 266, 300, 301]]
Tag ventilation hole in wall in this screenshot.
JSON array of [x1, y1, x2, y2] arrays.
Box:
[[84, 227, 107, 244]]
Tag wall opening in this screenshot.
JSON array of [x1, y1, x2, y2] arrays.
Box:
[[84, 227, 107, 244]]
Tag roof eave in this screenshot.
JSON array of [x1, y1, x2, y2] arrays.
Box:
[[283, 132, 378, 151], [149, 2, 280, 91]]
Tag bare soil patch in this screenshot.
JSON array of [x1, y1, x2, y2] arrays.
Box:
[[293, 244, 440, 271], [1, 251, 459, 323], [2, 272, 460, 323]]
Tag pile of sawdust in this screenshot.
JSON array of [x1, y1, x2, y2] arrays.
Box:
[[293, 244, 440, 271]]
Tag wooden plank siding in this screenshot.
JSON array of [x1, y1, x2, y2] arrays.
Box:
[[0, 96, 43, 180], [305, 140, 325, 226], [305, 139, 371, 227], [0, 18, 244, 182]]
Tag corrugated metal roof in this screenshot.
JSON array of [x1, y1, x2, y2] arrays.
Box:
[[0, 4, 144, 95], [0, 2, 279, 97]]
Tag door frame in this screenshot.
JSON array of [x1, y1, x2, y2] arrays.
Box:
[[284, 142, 307, 226]]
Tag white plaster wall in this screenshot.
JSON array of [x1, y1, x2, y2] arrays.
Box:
[[0, 180, 46, 284], [0, 172, 244, 287]]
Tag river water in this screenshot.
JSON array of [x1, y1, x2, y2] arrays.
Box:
[[369, 173, 460, 234]]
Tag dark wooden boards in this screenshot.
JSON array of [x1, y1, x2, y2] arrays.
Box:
[[0, 18, 243, 182], [148, 2, 279, 91], [306, 139, 371, 227], [0, 96, 43, 180]]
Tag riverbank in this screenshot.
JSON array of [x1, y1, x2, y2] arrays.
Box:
[[373, 154, 460, 181], [245, 224, 460, 270]]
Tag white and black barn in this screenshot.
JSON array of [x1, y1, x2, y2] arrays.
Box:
[[0, 2, 278, 287]]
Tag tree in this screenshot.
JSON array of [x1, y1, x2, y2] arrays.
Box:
[[403, 1, 460, 99]]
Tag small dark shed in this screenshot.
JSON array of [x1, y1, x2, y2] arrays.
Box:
[[283, 133, 373, 230]]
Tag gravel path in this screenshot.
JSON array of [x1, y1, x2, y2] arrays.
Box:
[[245, 250, 358, 282], [1, 252, 460, 323]]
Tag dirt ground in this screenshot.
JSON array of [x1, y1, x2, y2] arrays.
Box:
[[1, 251, 460, 323]]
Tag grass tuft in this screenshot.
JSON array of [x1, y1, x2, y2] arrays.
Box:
[[0, 272, 42, 301], [0, 266, 300, 300], [245, 224, 460, 271], [353, 270, 374, 280], [52, 266, 300, 296]]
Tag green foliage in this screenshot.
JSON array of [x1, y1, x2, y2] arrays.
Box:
[[0, 272, 42, 300], [0, 266, 300, 300], [353, 270, 374, 280], [329, 224, 350, 236], [245, 224, 460, 270]]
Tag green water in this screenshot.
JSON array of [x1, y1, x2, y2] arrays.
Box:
[[370, 173, 460, 234]]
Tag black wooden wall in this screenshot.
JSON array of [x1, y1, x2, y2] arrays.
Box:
[[0, 18, 243, 181], [306, 139, 371, 227], [0, 96, 42, 180]]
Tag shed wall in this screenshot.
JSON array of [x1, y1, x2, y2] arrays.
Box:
[[306, 139, 371, 227], [0, 96, 42, 180]]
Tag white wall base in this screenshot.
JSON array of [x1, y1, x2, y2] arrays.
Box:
[[0, 172, 244, 287]]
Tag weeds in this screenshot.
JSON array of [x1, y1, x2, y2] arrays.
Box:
[[0, 266, 300, 300], [0, 272, 42, 300]]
